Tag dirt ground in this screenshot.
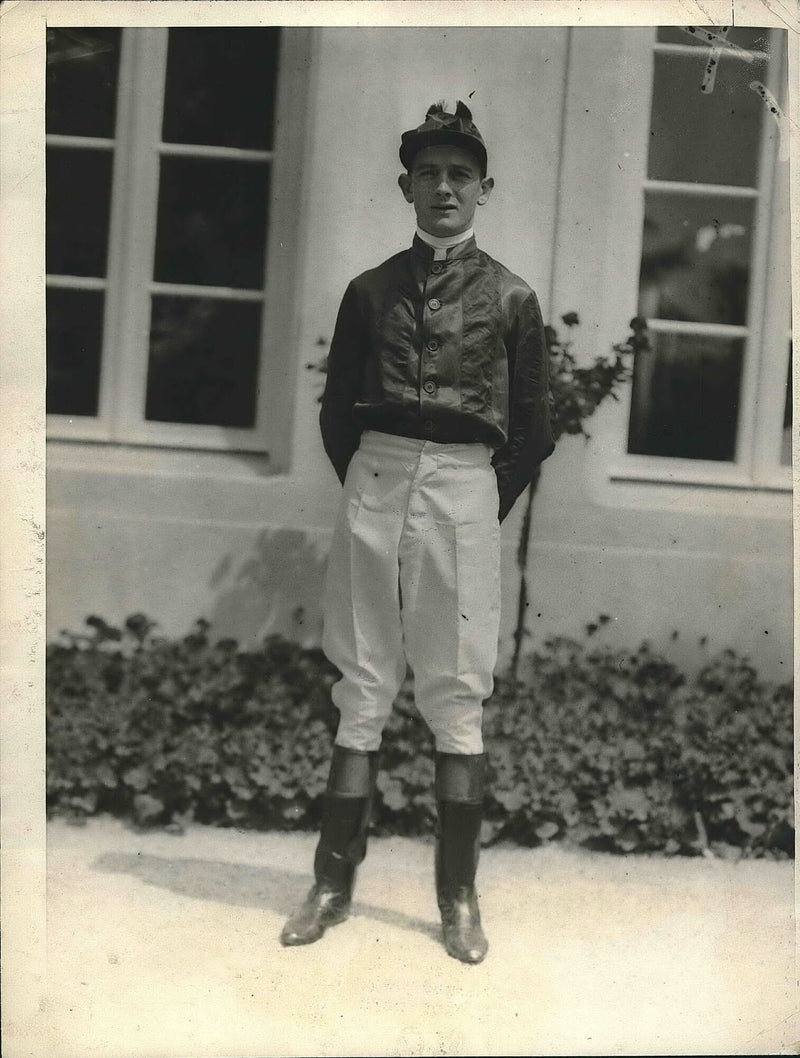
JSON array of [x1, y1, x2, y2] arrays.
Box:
[[19, 818, 799, 1056]]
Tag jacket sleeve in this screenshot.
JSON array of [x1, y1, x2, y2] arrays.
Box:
[[319, 281, 367, 484], [491, 290, 555, 523]]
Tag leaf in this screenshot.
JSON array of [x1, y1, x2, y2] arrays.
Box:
[[534, 820, 559, 840], [376, 773, 407, 812], [480, 819, 503, 845], [250, 762, 274, 789], [281, 801, 304, 822], [122, 766, 150, 792], [621, 738, 645, 760], [734, 807, 766, 837], [608, 786, 650, 822], [68, 793, 98, 813], [125, 613, 158, 642], [96, 763, 118, 788], [133, 793, 163, 822], [711, 842, 744, 861]]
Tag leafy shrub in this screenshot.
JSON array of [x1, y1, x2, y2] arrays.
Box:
[[46, 615, 793, 858], [483, 638, 793, 858], [47, 616, 338, 831]]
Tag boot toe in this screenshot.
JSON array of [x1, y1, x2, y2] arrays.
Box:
[[280, 924, 322, 946], [280, 888, 350, 947], [461, 941, 488, 964], [443, 930, 488, 964]]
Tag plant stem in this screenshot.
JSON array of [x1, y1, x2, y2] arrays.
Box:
[[510, 466, 541, 682]]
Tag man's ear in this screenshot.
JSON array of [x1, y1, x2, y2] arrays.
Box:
[[398, 172, 414, 203], [477, 176, 494, 206]]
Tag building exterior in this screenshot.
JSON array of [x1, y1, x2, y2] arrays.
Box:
[[46, 26, 793, 678]]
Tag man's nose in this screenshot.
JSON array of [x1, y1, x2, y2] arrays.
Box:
[[435, 176, 453, 196]]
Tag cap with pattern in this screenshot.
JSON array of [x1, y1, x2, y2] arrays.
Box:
[[399, 101, 488, 174]]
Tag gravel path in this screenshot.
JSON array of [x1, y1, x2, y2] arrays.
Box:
[[28, 819, 798, 1056]]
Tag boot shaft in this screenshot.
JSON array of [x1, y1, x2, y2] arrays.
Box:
[[328, 743, 379, 797], [435, 800, 484, 899], [313, 745, 379, 890], [434, 751, 486, 804], [434, 752, 486, 902]]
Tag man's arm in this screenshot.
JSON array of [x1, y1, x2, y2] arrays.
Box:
[[319, 281, 366, 484], [492, 290, 555, 523]]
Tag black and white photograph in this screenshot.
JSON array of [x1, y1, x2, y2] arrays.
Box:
[[1, 1, 797, 1055]]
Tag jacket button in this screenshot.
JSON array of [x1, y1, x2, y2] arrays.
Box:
[[424, 420, 434, 432], [428, 298, 441, 311], [431, 263, 443, 275], [423, 379, 437, 395], [426, 338, 439, 352]]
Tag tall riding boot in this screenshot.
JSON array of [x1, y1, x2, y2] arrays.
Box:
[[434, 751, 489, 965], [280, 745, 379, 946]]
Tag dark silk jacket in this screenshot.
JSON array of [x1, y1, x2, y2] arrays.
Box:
[[320, 234, 555, 522]]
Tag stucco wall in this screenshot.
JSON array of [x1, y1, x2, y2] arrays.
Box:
[[46, 27, 793, 679]]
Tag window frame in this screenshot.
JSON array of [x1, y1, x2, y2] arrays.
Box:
[[604, 27, 792, 494], [46, 27, 310, 467]]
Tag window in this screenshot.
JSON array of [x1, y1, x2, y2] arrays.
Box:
[[624, 27, 791, 490], [46, 27, 308, 457]]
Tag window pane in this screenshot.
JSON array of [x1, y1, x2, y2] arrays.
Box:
[[46, 288, 104, 416], [162, 28, 281, 150], [47, 147, 114, 277], [656, 27, 771, 52], [46, 28, 121, 139], [648, 50, 767, 187], [145, 297, 262, 427], [153, 157, 270, 289], [781, 343, 792, 466], [628, 332, 744, 461], [638, 192, 754, 326]]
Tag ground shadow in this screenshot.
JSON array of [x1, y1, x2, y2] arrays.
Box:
[[92, 851, 440, 942]]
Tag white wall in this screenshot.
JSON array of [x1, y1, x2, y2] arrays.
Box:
[[47, 27, 792, 680]]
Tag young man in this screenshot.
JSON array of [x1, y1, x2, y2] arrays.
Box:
[[280, 102, 554, 964]]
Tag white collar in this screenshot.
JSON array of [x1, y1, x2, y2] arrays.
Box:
[[415, 226, 474, 258]]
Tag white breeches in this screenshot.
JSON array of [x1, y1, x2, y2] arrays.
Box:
[[322, 430, 501, 754]]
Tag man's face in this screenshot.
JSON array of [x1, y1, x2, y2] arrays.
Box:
[[398, 145, 493, 237]]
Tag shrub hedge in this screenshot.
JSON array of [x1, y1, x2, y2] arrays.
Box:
[[46, 615, 794, 858]]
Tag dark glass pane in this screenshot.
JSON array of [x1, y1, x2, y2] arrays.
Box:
[[627, 332, 744, 460], [47, 147, 114, 277], [162, 28, 281, 150], [46, 287, 104, 416], [648, 50, 767, 186], [145, 297, 262, 427], [656, 26, 771, 52], [638, 192, 754, 326], [46, 28, 121, 138], [154, 157, 270, 289], [781, 343, 792, 466]]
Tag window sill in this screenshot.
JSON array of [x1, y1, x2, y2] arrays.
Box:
[[608, 463, 792, 493], [602, 461, 793, 519], [46, 437, 282, 481]]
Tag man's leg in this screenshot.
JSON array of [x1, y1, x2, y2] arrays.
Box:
[[434, 751, 488, 964], [280, 745, 379, 945], [281, 437, 414, 946], [322, 443, 409, 752], [400, 445, 500, 963]]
